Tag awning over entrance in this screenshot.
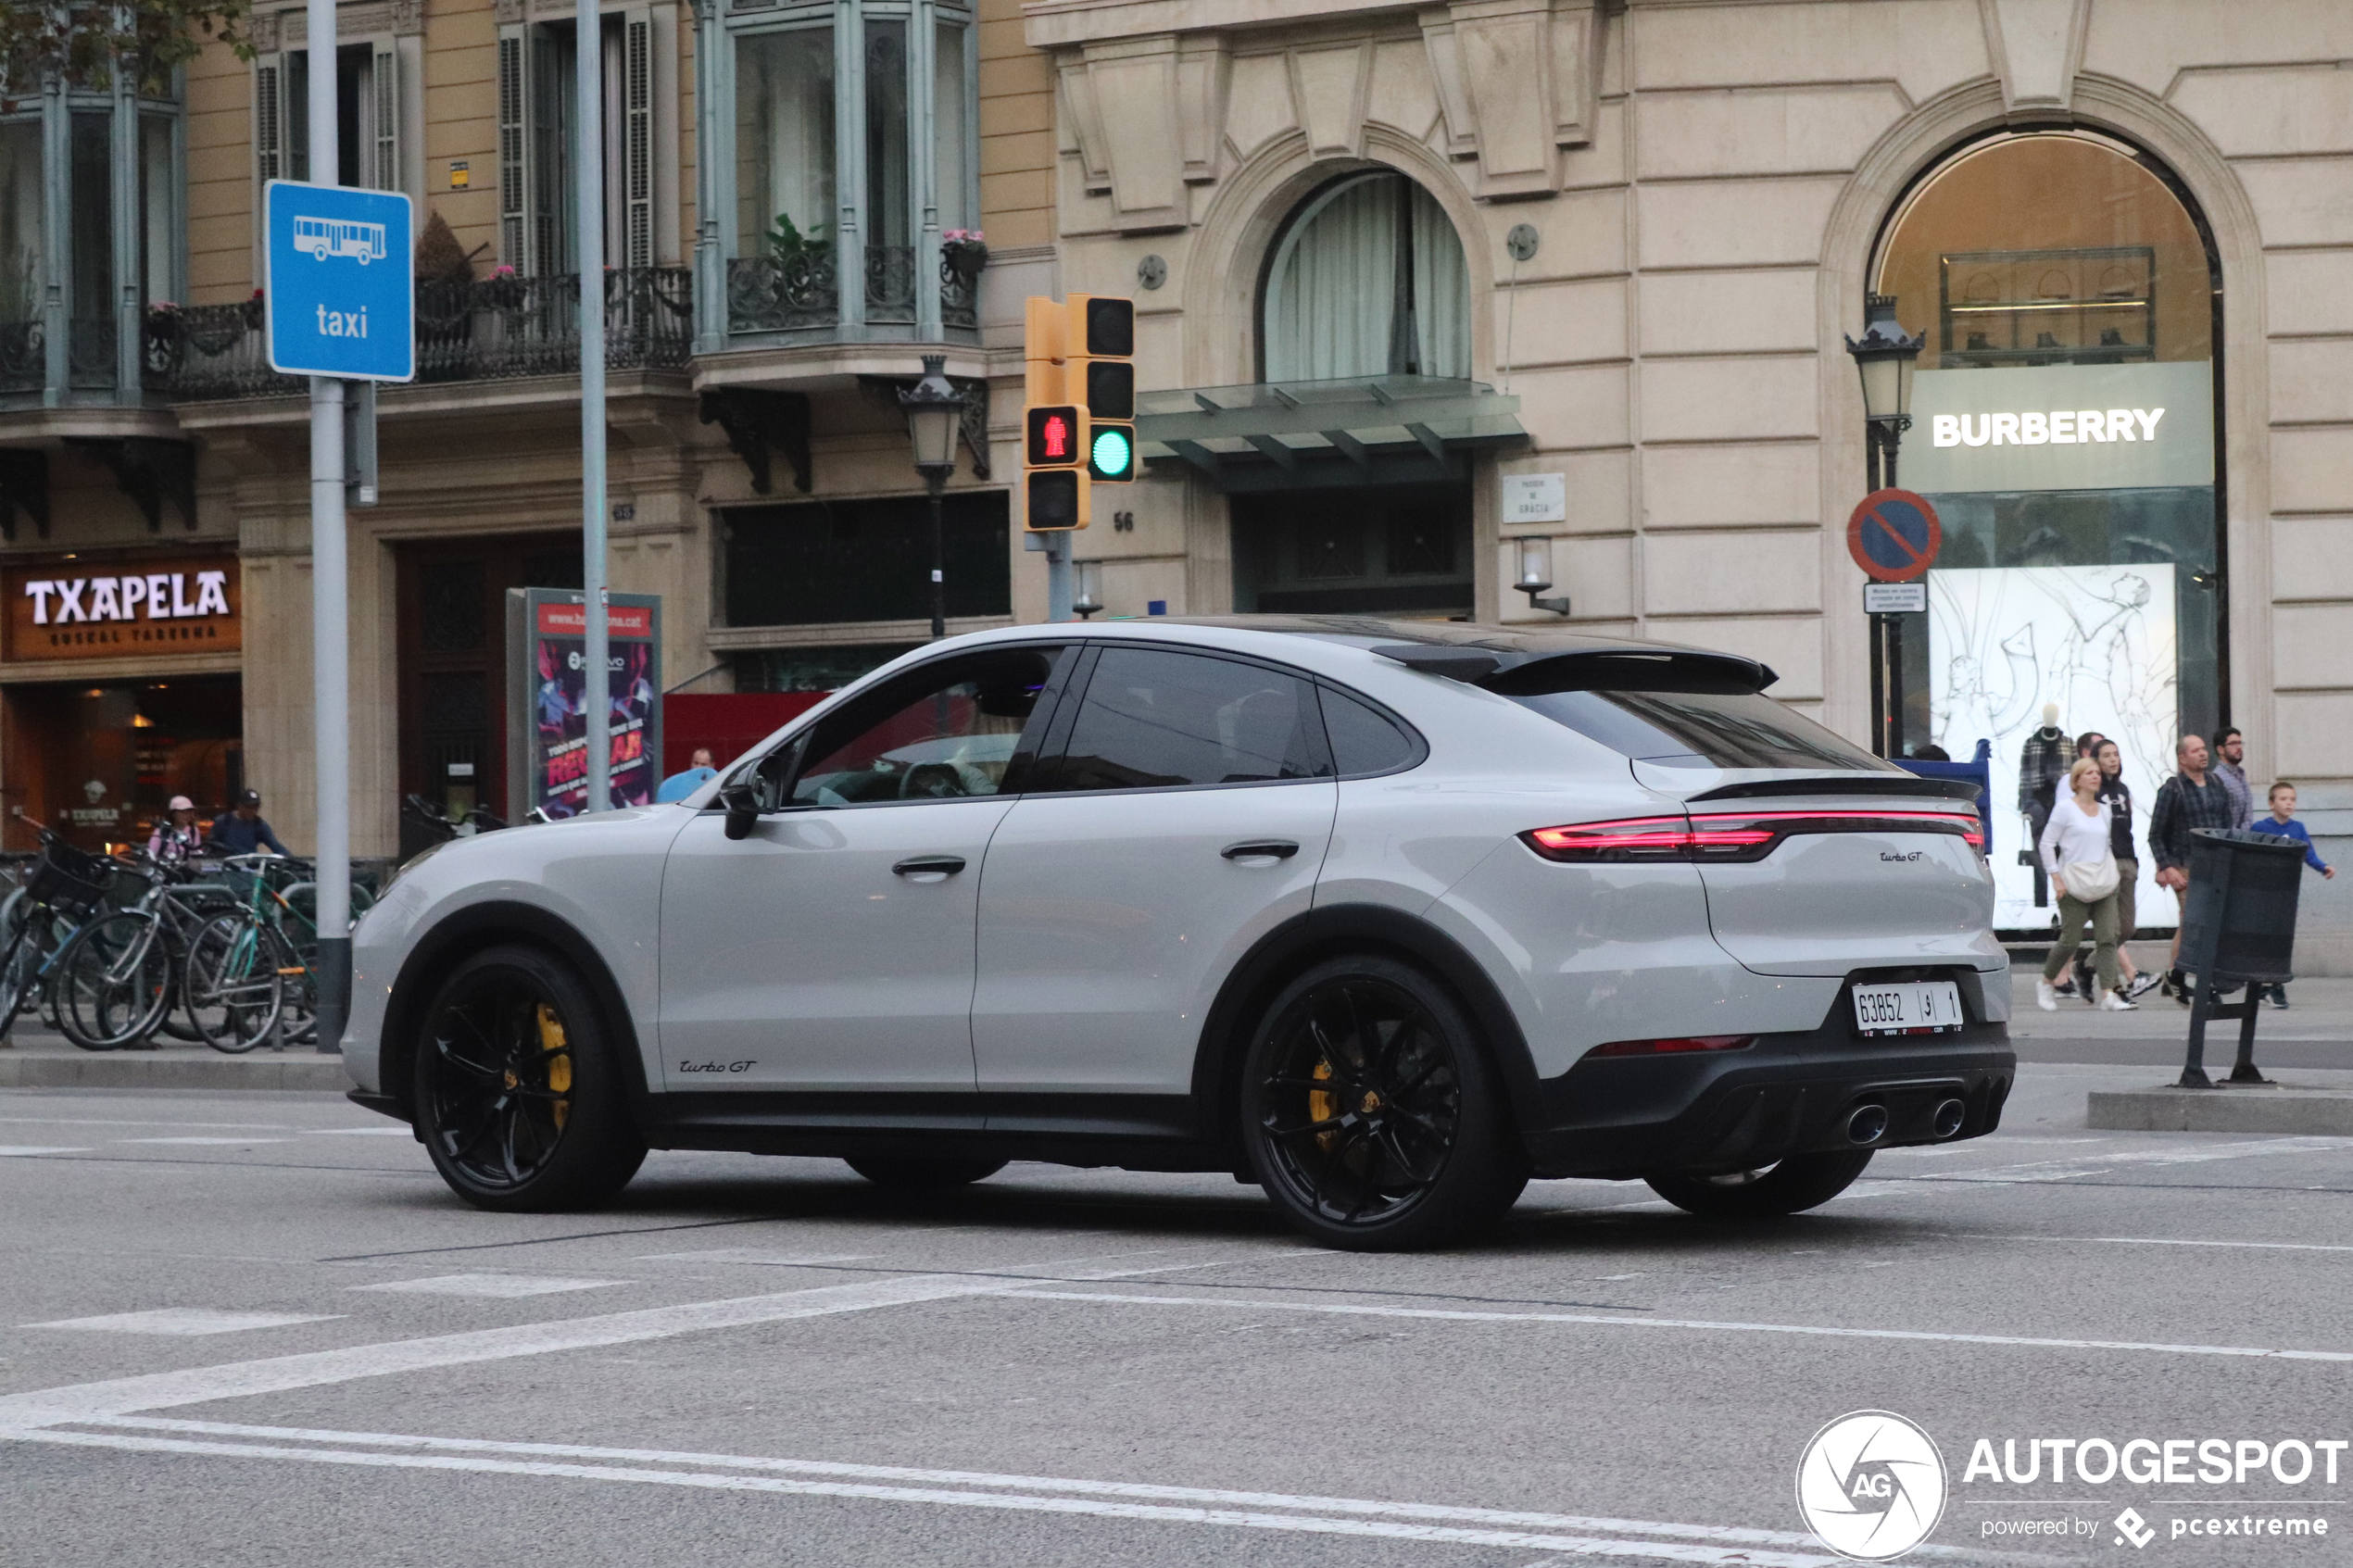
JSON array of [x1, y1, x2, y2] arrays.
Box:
[[1136, 376, 1526, 493]]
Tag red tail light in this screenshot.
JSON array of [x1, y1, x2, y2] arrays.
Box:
[[1524, 809, 1983, 863], [1584, 1035, 1757, 1059]]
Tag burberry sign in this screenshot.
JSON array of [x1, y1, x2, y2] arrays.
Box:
[[4, 557, 243, 661]]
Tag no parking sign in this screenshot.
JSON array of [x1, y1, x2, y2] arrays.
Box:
[[1846, 489, 1941, 582]]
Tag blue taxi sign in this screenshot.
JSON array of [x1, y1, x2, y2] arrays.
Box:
[[264, 181, 415, 381]]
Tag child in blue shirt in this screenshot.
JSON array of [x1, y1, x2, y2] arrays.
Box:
[[2253, 781, 2334, 1008]]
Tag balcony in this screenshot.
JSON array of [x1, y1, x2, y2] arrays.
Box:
[[722, 245, 981, 341], [145, 269, 695, 403]]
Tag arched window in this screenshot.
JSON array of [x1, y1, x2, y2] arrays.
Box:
[[1875, 130, 2221, 931], [1261, 171, 1468, 382]]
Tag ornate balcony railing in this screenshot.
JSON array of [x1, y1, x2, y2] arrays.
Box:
[[727, 244, 963, 336], [146, 269, 694, 402], [0, 320, 42, 395]]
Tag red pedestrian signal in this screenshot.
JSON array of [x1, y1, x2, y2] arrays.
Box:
[[1026, 404, 1082, 467]]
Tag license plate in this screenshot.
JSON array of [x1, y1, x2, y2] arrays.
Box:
[[1851, 980, 1964, 1037]]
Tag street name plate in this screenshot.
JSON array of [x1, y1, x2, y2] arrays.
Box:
[[1863, 581, 1927, 614]]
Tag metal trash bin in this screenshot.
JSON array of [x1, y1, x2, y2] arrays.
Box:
[[2177, 827, 2307, 1086]]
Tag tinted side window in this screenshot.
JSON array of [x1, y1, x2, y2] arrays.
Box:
[[786, 646, 1061, 806], [1051, 647, 1329, 791], [1508, 689, 1885, 771], [1316, 685, 1423, 777]]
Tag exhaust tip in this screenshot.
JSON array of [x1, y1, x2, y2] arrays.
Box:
[[1845, 1103, 1890, 1147], [1931, 1098, 1968, 1139]]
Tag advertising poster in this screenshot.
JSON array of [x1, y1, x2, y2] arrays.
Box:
[[1927, 563, 2178, 933], [507, 589, 661, 818]]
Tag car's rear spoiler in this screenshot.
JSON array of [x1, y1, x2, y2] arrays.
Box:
[[1370, 645, 1777, 696], [1686, 774, 1984, 804]]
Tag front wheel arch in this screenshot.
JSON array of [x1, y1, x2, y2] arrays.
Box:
[[379, 901, 650, 1131]]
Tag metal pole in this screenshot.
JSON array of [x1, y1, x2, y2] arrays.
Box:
[[927, 476, 946, 639], [1045, 534, 1072, 622], [577, 0, 610, 811], [308, 0, 349, 1054]]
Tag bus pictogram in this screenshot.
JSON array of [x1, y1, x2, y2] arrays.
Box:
[[293, 216, 388, 264]]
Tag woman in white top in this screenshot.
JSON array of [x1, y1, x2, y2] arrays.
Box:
[[2037, 756, 2133, 1010]]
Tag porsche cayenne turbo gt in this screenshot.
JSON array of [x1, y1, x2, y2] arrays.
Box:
[[344, 616, 2013, 1250]]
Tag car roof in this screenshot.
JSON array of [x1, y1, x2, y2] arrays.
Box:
[[1146, 614, 1737, 661]]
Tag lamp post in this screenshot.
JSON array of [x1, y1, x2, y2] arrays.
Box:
[[899, 355, 963, 640], [1844, 293, 1925, 758], [1513, 536, 1572, 617]]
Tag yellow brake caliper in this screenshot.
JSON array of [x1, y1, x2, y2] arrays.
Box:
[[535, 1003, 573, 1131], [1309, 1060, 1336, 1152]]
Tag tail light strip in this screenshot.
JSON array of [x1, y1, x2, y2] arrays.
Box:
[[1525, 809, 1984, 864]]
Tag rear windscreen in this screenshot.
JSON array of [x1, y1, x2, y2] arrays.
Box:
[[1509, 689, 1888, 771]]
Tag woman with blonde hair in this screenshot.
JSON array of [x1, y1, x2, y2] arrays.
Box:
[[2037, 755, 2133, 1010]]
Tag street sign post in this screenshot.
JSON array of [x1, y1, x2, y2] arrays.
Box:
[[1845, 487, 1942, 759], [264, 182, 416, 381]]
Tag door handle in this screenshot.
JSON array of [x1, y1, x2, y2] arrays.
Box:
[[891, 855, 967, 880], [1221, 841, 1300, 862]]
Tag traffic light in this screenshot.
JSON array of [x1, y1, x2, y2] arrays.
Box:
[[1023, 293, 1137, 529]]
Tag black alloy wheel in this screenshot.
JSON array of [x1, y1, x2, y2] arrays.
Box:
[[1643, 1149, 1875, 1219], [845, 1155, 1008, 1189], [414, 946, 646, 1211], [1242, 956, 1527, 1251]]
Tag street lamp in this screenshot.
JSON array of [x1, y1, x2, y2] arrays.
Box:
[[1843, 293, 1924, 491], [1513, 536, 1572, 617], [899, 354, 963, 640]]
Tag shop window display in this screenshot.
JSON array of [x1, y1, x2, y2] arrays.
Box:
[[1874, 131, 2220, 930]]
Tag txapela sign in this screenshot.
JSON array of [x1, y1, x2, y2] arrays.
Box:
[[1902, 361, 2214, 495], [5, 557, 241, 662]]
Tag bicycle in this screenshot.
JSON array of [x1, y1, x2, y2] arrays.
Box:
[[181, 854, 377, 1052], [50, 853, 240, 1050], [0, 830, 116, 1044]]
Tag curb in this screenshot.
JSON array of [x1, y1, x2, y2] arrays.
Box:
[[0, 1050, 354, 1093], [2087, 1085, 2353, 1135]]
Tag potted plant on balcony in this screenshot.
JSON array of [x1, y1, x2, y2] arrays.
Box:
[[940, 229, 987, 290]]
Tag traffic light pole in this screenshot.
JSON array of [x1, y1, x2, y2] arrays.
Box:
[[1045, 534, 1072, 621], [308, 0, 350, 1054]]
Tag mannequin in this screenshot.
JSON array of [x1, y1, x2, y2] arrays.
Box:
[[2019, 703, 2073, 908]]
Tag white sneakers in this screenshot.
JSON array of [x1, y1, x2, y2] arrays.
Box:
[[2097, 990, 2138, 1011], [2036, 980, 2058, 1011]]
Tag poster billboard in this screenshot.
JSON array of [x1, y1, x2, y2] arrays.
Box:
[[505, 589, 662, 818], [1926, 563, 2178, 933]]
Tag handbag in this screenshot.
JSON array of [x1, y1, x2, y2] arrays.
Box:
[[2063, 853, 2120, 901]]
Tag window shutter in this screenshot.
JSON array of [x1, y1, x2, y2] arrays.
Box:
[[256, 61, 282, 182], [497, 31, 526, 266], [371, 41, 399, 192], [623, 15, 653, 270]]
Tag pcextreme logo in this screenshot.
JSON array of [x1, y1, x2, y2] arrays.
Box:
[[1795, 1411, 1948, 1561]]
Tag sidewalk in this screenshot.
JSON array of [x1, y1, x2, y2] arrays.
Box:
[[0, 1027, 355, 1092], [2007, 943, 2353, 1071]]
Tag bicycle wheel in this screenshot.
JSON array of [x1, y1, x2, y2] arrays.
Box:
[[57, 912, 174, 1050], [0, 925, 36, 1043], [182, 912, 285, 1053]]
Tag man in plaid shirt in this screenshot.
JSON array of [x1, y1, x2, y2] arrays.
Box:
[[2148, 733, 2237, 1000]]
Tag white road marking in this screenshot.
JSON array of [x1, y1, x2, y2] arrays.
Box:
[[999, 1288, 2353, 1363], [351, 1274, 630, 1298], [0, 1117, 291, 1130], [635, 1249, 877, 1267], [1945, 1232, 2353, 1255], [1914, 1135, 2350, 1184], [3, 1424, 1844, 1568], [0, 1249, 1273, 1428], [120, 1137, 291, 1147], [0, 1146, 91, 1157], [303, 1127, 415, 1137], [23, 1310, 346, 1336]]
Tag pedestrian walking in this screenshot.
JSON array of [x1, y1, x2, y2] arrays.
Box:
[[2249, 781, 2335, 1009], [2148, 733, 2236, 1001], [2211, 726, 2254, 830], [2053, 738, 2155, 1000], [2047, 731, 2107, 998], [145, 796, 205, 864], [2038, 757, 2133, 1011]]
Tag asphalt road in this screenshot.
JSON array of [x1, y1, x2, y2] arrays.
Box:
[[3, 1051, 2350, 1568]]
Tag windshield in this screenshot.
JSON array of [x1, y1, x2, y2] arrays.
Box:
[[1511, 689, 1890, 771]]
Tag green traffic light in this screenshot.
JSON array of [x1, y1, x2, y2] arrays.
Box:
[[1091, 427, 1133, 478]]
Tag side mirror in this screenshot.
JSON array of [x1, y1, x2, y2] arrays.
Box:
[[720, 782, 761, 841]]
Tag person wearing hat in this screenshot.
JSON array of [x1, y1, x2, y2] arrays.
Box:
[[206, 788, 292, 857], [146, 797, 205, 863]]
